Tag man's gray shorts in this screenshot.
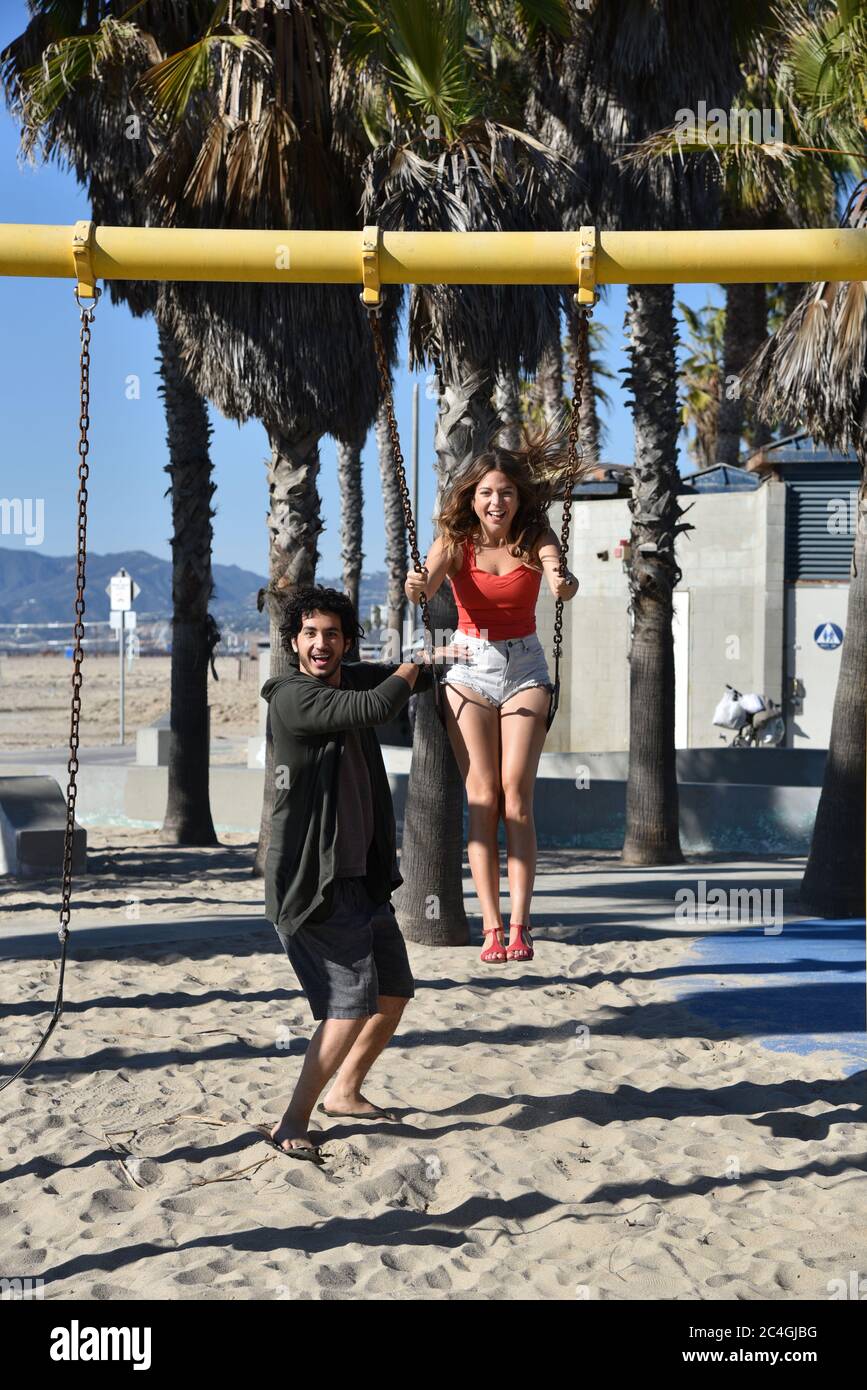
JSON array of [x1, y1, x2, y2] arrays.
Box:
[[274, 875, 415, 1021]]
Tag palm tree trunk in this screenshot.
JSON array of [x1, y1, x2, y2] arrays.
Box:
[[253, 422, 323, 876], [494, 370, 521, 445], [394, 368, 498, 944], [538, 338, 563, 426], [392, 581, 470, 944], [799, 466, 866, 915], [156, 316, 219, 846], [622, 284, 684, 865], [526, 341, 564, 430], [336, 436, 364, 616], [376, 402, 408, 653], [718, 282, 768, 465], [747, 286, 773, 449]]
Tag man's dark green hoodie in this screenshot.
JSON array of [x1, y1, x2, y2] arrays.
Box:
[[260, 659, 434, 936]]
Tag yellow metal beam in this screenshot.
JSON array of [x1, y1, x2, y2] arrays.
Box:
[[0, 223, 865, 287]]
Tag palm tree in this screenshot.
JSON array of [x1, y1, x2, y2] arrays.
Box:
[[335, 435, 364, 619], [493, 371, 523, 446], [336, 0, 575, 943], [641, 0, 866, 910], [621, 5, 852, 469], [744, 1, 867, 917], [117, 0, 402, 872], [2, 1, 223, 845], [375, 402, 409, 648], [530, 1, 745, 864], [522, 318, 613, 466], [678, 300, 726, 469], [156, 318, 222, 843], [745, 261, 866, 917]]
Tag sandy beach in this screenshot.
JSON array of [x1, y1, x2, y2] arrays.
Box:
[[1, 835, 864, 1301], [0, 654, 261, 757]]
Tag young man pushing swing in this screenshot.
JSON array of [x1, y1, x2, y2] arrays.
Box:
[[259, 585, 441, 1161]]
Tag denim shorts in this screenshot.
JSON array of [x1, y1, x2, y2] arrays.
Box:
[[441, 630, 553, 709], [275, 876, 415, 1021]]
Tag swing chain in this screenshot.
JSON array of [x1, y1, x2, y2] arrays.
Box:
[[0, 290, 98, 1095], [366, 308, 434, 655], [59, 291, 99, 943], [551, 302, 591, 681]]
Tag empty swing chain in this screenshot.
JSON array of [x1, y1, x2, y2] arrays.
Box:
[[61, 295, 96, 942], [551, 303, 590, 687], [366, 308, 435, 657], [0, 291, 98, 1094]]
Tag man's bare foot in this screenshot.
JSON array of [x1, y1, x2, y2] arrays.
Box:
[[269, 1118, 317, 1152], [319, 1090, 397, 1119]]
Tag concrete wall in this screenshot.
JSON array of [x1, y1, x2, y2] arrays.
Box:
[[678, 481, 786, 747], [553, 482, 788, 751], [562, 496, 632, 752], [0, 747, 824, 855]]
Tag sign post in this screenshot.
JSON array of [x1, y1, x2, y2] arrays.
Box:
[[106, 568, 140, 744]]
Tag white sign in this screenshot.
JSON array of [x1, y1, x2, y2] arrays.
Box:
[[106, 570, 140, 612], [109, 609, 136, 631]]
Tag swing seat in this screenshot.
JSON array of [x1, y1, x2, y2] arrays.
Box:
[[546, 679, 560, 733], [0, 776, 87, 879]]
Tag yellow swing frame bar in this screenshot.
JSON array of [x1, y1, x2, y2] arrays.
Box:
[[0, 222, 866, 294]]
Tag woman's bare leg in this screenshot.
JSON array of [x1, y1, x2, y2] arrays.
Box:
[[499, 685, 550, 939], [443, 682, 503, 940]]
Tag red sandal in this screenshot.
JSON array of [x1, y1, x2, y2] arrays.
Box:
[[506, 923, 534, 961], [480, 928, 507, 963]]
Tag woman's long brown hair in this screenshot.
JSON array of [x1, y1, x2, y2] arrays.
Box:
[[437, 418, 590, 567]]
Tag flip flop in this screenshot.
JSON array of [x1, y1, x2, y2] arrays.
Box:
[[254, 1124, 326, 1165], [316, 1102, 399, 1121]]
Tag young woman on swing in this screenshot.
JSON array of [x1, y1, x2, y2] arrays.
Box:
[[404, 424, 580, 965]]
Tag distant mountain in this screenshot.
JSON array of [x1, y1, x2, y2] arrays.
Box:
[[0, 547, 390, 626]]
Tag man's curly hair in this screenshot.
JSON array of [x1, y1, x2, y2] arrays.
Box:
[[278, 586, 365, 660]]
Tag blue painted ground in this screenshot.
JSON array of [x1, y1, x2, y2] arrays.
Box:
[[674, 919, 866, 1076]]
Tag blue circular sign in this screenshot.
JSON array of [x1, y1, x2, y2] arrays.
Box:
[[814, 622, 843, 650]]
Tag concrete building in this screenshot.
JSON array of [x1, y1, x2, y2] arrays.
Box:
[[541, 435, 857, 754]]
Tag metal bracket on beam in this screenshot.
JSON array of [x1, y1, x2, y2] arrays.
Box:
[[72, 220, 100, 303], [361, 224, 381, 309], [575, 225, 598, 308]]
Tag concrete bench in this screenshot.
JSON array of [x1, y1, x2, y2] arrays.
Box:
[[0, 776, 87, 878], [137, 709, 210, 767]]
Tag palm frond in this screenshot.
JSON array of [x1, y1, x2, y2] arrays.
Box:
[[136, 33, 272, 131], [14, 18, 146, 141], [618, 117, 835, 225], [744, 273, 867, 451], [380, 0, 483, 138], [774, 0, 867, 172]]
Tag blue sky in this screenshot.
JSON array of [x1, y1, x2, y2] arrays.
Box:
[[0, 1, 716, 580]]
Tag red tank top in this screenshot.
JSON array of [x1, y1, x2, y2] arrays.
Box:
[[451, 537, 542, 640]]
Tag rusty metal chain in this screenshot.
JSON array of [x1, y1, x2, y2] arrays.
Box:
[[548, 301, 591, 730], [552, 303, 589, 667], [0, 288, 99, 1094]]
